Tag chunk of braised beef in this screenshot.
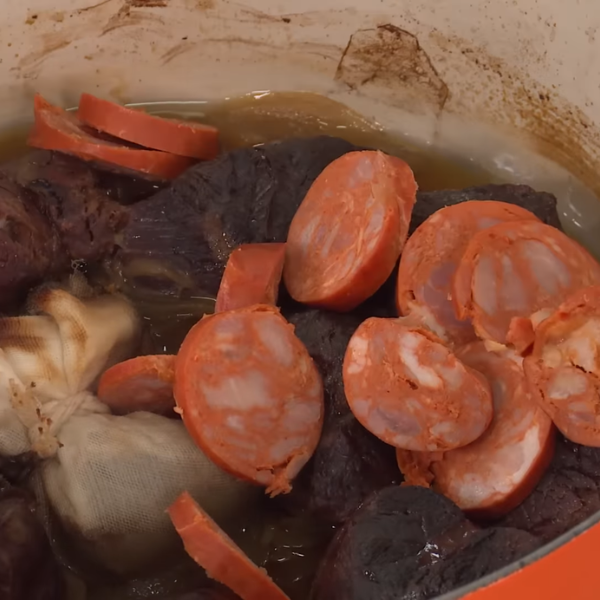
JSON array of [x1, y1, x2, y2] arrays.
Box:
[[280, 307, 399, 524], [411, 184, 562, 235], [2, 149, 162, 206], [0, 175, 65, 308], [310, 486, 541, 600], [12, 150, 130, 262], [0, 143, 564, 313], [0, 151, 134, 308]]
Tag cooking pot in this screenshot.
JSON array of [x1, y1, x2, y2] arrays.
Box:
[[2, 0, 599, 598]]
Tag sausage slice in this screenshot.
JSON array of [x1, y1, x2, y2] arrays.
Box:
[[524, 285, 600, 447], [397, 201, 540, 345], [78, 93, 220, 161], [174, 305, 324, 495], [97, 354, 176, 415], [398, 343, 555, 518], [284, 151, 416, 312], [343, 317, 493, 452], [452, 220, 600, 344], [215, 243, 286, 313], [28, 95, 194, 179], [169, 491, 290, 600]]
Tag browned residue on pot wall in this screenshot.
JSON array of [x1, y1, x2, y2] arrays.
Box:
[[334, 20, 600, 199], [102, 0, 167, 35], [4, 1, 600, 202], [431, 29, 600, 199], [130, 0, 168, 7], [335, 25, 449, 116]]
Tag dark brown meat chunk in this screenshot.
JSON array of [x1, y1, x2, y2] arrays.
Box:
[[115, 136, 360, 298], [8, 151, 129, 262], [411, 184, 562, 235], [0, 175, 65, 307], [415, 528, 541, 596], [311, 486, 541, 600], [2, 150, 163, 206], [0, 453, 63, 600], [0, 151, 132, 308], [500, 436, 600, 542], [280, 307, 399, 524]]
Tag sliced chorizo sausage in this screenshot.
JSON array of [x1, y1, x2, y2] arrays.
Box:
[[343, 317, 493, 452], [78, 93, 220, 160], [97, 354, 176, 415], [28, 95, 194, 179], [524, 285, 600, 447], [215, 243, 286, 313], [284, 151, 416, 312], [396, 201, 540, 345], [174, 304, 324, 496], [169, 491, 290, 600], [398, 343, 555, 518], [452, 219, 600, 345]]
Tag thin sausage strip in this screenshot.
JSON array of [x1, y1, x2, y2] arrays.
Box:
[[452, 219, 600, 345], [174, 305, 324, 496], [97, 354, 176, 415], [398, 343, 555, 518], [28, 95, 194, 179], [78, 93, 220, 161], [284, 151, 417, 312], [396, 201, 540, 346], [215, 243, 286, 313], [343, 317, 493, 452], [524, 285, 600, 447], [169, 491, 290, 600]]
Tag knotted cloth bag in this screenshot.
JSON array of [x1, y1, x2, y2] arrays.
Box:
[[0, 286, 249, 573]]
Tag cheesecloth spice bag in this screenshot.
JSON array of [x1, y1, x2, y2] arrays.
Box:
[[0, 284, 250, 574]]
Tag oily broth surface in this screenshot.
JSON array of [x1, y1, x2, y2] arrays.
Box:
[[141, 91, 499, 192], [1, 91, 597, 600]]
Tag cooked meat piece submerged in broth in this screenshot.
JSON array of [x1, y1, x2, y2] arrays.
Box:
[[281, 307, 399, 524], [1, 149, 163, 206], [0, 174, 65, 307], [310, 486, 541, 600], [411, 183, 562, 235], [0, 150, 145, 308]]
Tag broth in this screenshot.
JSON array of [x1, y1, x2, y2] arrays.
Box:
[[2, 91, 598, 600], [140, 91, 500, 192]]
